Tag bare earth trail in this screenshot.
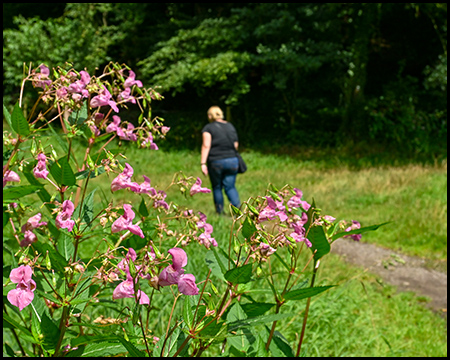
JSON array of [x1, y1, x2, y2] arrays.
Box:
[[330, 239, 447, 318]]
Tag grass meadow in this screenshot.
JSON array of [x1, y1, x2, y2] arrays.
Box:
[[78, 144, 447, 356], [4, 134, 447, 357]]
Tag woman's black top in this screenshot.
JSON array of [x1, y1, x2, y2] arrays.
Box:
[[201, 121, 239, 162]]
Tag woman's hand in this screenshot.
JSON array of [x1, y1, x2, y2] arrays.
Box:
[[201, 164, 208, 176]]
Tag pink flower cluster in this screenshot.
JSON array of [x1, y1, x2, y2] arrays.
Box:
[[159, 248, 199, 295], [196, 212, 217, 248], [258, 188, 312, 247], [113, 248, 150, 304], [32, 65, 52, 90], [344, 220, 362, 241], [20, 213, 47, 247], [190, 177, 211, 196], [7, 265, 36, 311], [106, 115, 137, 141], [90, 86, 119, 113], [111, 164, 169, 210]]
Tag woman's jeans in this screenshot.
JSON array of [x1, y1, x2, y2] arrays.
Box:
[[208, 157, 241, 214]]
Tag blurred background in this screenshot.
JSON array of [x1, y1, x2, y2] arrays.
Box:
[[3, 3, 447, 163]]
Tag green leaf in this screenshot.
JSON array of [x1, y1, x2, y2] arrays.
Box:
[[330, 222, 391, 241], [3, 313, 38, 344], [138, 197, 149, 217], [308, 226, 330, 261], [283, 285, 334, 301], [4, 208, 10, 228], [78, 189, 96, 227], [3, 103, 15, 135], [272, 330, 295, 357], [183, 295, 196, 330], [80, 343, 126, 357], [224, 263, 253, 285], [205, 247, 228, 281], [57, 232, 75, 261], [68, 102, 88, 125], [4, 343, 16, 357], [49, 156, 76, 186], [115, 336, 147, 357], [242, 216, 257, 239], [3, 185, 42, 200], [40, 313, 60, 354], [241, 302, 275, 317], [11, 102, 30, 136]]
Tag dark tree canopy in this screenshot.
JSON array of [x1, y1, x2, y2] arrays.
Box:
[[3, 3, 447, 159]]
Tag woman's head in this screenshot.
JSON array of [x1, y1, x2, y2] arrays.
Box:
[[207, 106, 224, 122]]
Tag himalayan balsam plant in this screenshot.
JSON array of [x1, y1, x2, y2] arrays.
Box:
[[3, 62, 387, 357]]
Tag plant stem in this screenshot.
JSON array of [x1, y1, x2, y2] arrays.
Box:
[[53, 306, 69, 357], [139, 314, 150, 357], [265, 303, 281, 352], [296, 259, 320, 357], [172, 334, 191, 357]]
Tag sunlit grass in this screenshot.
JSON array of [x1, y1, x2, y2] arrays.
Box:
[[83, 145, 446, 262]]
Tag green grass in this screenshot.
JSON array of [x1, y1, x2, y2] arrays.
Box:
[[82, 145, 446, 263], [4, 136, 447, 357]]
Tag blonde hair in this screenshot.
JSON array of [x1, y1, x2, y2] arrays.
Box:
[[207, 106, 224, 121]]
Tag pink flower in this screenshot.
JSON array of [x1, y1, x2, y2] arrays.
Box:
[[287, 188, 311, 211], [196, 212, 217, 248], [137, 175, 156, 196], [112, 279, 149, 304], [90, 86, 119, 113], [106, 115, 126, 138], [153, 190, 169, 210], [177, 274, 199, 296], [33, 153, 49, 180], [159, 248, 199, 295], [21, 213, 47, 233], [117, 87, 136, 104], [344, 220, 362, 241], [113, 248, 150, 304], [190, 177, 211, 196], [116, 247, 137, 274], [110, 163, 140, 193], [32, 65, 52, 90], [123, 70, 143, 88], [20, 230, 37, 247], [289, 222, 312, 247], [3, 166, 20, 187], [141, 133, 158, 150], [111, 204, 144, 238], [120, 123, 137, 142], [259, 197, 288, 222], [7, 265, 36, 311], [161, 126, 170, 135], [56, 87, 68, 100], [55, 200, 76, 232], [259, 243, 276, 257]]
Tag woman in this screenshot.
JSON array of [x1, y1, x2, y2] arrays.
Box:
[[201, 106, 241, 214]]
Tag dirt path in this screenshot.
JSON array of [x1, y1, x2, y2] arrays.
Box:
[[330, 239, 447, 318]]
